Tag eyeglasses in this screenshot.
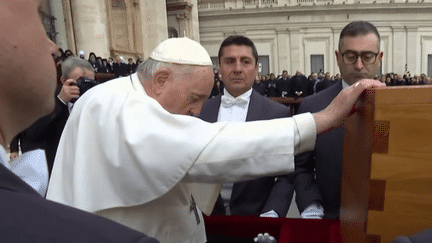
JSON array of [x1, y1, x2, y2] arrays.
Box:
[[341, 51, 379, 65]]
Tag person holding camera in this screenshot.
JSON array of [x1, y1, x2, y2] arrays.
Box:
[[9, 57, 97, 181], [45, 57, 97, 173], [58, 57, 95, 108]]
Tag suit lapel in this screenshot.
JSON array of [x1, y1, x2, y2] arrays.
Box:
[[245, 90, 262, 122], [327, 81, 343, 101], [200, 95, 222, 123]]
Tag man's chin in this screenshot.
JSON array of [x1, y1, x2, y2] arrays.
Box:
[[351, 75, 370, 83], [39, 97, 56, 118]]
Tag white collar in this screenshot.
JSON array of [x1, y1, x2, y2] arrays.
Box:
[[342, 80, 350, 90], [0, 144, 10, 169]]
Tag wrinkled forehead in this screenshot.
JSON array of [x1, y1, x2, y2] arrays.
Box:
[[340, 33, 380, 52], [178, 65, 213, 81], [182, 66, 214, 95]]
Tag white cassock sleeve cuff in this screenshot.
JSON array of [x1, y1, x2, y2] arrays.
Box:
[[293, 112, 316, 155]]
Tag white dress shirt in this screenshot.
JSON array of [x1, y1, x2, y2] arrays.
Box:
[[218, 88, 252, 123], [217, 88, 252, 214], [0, 145, 10, 169], [0, 145, 48, 196]]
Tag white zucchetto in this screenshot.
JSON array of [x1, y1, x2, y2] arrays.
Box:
[[150, 37, 213, 66]]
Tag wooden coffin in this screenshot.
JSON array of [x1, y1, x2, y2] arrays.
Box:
[[340, 85, 432, 243]]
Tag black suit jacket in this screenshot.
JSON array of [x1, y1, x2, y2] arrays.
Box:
[[44, 97, 70, 174], [294, 81, 343, 219], [112, 63, 130, 77], [252, 82, 266, 96], [289, 75, 308, 97], [265, 79, 280, 97], [275, 77, 291, 97], [0, 163, 159, 243], [200, 90, 293, 217], [315, 79, 333, 93]]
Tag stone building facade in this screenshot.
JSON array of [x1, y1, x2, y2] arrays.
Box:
[[39, 0, 432, 76], [198, 0, 432, 77], [41, 0, 200, 61]]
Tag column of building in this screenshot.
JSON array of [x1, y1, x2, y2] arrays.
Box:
[[406, 27, 419, 75], [189, 0, 200, 42], [139, 0, 168, 59], [277, 28, 290, 75], [289, 27, 303, 73], [392, 26, 407, 74], [69, 0, 111, 59]]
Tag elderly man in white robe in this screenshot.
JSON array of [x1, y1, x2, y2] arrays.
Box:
[[46, 37, 384, 243]]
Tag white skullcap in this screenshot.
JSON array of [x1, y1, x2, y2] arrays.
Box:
[[79, 50, 85, 56], [150, 37, 212, 66]]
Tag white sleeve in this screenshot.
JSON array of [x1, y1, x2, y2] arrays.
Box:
[[293, 112, 316, 155], [185, 112, 316, 183]]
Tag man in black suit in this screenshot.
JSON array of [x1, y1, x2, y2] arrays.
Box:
[[288, 70, 308, 98], [113, 55, 130, 77], [0, 1, 158, 241], [306, 72, 319, 96], [252, 75, 267, 95], [276, 70, 292, 97], [266, 73, 280, 97], [200, 35, 294, 218], [294, 20, 384, 219], [315, 72, 333, 93], [46, 57, 97, 174]]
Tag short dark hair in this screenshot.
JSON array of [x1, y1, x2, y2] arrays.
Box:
[[339, 21, 380, 51], [218, 35, 258, 65]]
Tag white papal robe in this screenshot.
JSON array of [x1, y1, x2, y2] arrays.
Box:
[[46, 73, 316, 243]]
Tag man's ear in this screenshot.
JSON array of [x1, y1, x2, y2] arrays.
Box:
[[60, 76, 67, 85], [378, 51, 384, 62], [335, 50, 342, 67], [151, 68, 171, 96]]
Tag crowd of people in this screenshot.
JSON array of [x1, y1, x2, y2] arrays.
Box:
[[250, 70, 340, 98], [212, 68, 432, 101], [380, 72, 432, 86], [55, 48, 142, 82], [54, 49, 432, 103]]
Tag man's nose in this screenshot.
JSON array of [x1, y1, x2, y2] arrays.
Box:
[[353, 56, 364, 70], [233, 60, 243, 73], [48, 38, 60, 59]]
